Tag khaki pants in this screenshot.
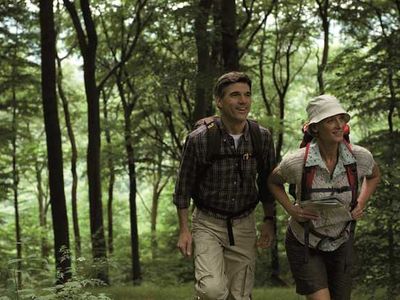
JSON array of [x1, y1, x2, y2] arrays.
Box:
[[192, 208, 256, 300]]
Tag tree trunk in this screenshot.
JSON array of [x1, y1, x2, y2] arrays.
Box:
[[39, 0, 71, 283], [150, 151, 169, 260], [102, 95, 115, 255], [115, 76, 141, 283], [63, 0, 109, 283], [56, 56, 81, 258], [35, 159, 50, 261], [85, 60, 109, 283], [316, 0, 330, 95], [193, 0, 213, 123], [11, 84, 22, 289], [125, 124, 141, 283], [211, 0, 223, 77], [221, 0, 239, 71]]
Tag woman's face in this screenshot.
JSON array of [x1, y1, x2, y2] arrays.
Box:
[[315, 114, 348, 144]]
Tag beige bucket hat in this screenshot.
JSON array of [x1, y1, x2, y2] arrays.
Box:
[[306, 95, 350, 125]]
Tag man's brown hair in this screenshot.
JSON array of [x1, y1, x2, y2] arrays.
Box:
[[213, 71, 252, 99]]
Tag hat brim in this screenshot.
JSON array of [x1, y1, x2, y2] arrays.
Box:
[[308, 111, 350, 125]]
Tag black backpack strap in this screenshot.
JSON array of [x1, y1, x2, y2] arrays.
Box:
[[247, 120, 269, 204], [247, 119, 263, 170], [206, 117, 222, 162], [192, 117, 220, 203]]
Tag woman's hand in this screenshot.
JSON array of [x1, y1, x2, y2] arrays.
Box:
[[288, 204, 320, 222], [351, 202, 365, 220]]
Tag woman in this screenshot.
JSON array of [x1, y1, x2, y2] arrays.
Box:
[[268, 95, 380, 300]]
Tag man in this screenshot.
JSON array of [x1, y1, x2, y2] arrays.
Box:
[[173, 71, 276, 300]]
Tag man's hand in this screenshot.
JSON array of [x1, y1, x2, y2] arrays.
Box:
[[177, 228, 193, 257], [257, 220, 275, 249]]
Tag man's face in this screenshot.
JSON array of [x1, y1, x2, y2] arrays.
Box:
[[216, 82, 251, 124]]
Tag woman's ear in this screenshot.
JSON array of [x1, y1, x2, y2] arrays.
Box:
[[310, 124, 318, 135]]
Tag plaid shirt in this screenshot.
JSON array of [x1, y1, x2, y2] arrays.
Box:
[[173, 120, 276, 219]]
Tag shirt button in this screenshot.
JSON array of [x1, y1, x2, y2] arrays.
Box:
[[233, 181, 237, 185], [231, 198, 235, 201]]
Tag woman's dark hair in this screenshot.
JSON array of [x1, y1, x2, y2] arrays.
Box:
[[213, 72, 252, 99]]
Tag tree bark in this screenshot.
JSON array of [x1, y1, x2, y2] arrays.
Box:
[[150, 151, 170, 260], [39, 0, 71, 283], [193, 0, 213, 123], [11, 82, 22, 289], [316, 0, 330, 95], [102, 94, 115, 255], [115, 76, 141, 282], [221, 0, 239, 71], [56, 56, 81, 258], [35, 159, 50, 261], [63, 0, 109, 283]]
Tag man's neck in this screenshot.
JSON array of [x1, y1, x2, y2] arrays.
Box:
[[220, 117, 247, 134]]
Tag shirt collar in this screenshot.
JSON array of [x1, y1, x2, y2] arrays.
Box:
[[305, 140, 356, 168], [219, 119, 250, 141]]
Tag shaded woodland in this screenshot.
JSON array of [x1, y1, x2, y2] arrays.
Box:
[[0, 0, 399, 298]]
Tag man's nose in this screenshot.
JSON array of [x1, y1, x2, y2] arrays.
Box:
[[238, 94, 250, 103]]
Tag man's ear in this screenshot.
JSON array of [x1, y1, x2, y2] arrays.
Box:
[[216, 98, 222, 109]]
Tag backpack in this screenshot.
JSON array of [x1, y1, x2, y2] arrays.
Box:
[[289, 123, 355, 202], [290, 123, 358, 263], [191, 116, 270, 245]]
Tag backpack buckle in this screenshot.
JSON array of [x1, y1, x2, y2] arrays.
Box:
[[243, 153, 250, 160], [206, 122, 215, 129]]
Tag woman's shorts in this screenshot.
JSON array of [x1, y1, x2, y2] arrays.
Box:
[[285, 227, 352, 299]]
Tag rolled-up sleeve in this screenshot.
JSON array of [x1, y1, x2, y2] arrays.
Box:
[[173, 135, 198, 209]]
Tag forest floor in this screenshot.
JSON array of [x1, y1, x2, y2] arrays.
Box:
[[90, 283, 393, 300]]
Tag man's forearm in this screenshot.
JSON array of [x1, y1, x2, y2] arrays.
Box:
[[177, 208, 190, 232]]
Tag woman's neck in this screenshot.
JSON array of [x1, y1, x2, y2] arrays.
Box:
[[317, 140, 340, 174]]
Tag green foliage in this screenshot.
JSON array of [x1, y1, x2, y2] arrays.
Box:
[[354, 131, 400, 297]]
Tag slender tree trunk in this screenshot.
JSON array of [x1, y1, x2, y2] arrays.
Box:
[[125, 126, 141, 283], [63, 0, 109, 283], [39, 0, 71, 283], [115, 76, 141, 282], [85, 63, 109, 283], [221, 0, 239, 71], [316, 0, 330, 94], [150, 187, 159, 260], [193, 0, 213, 123], [35, 159, 50, 261], [103, 95, 115, 255], [150, 151, 169, 260], [11, 84, 22, 289], [56, 56, 81, 258], [211, 0, 223, 77]]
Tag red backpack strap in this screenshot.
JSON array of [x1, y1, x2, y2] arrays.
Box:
[[300, 143, 317, 202], [342, 141, 358, 208]]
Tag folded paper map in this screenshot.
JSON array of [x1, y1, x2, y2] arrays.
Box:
[[300, 196, 353, 228]]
